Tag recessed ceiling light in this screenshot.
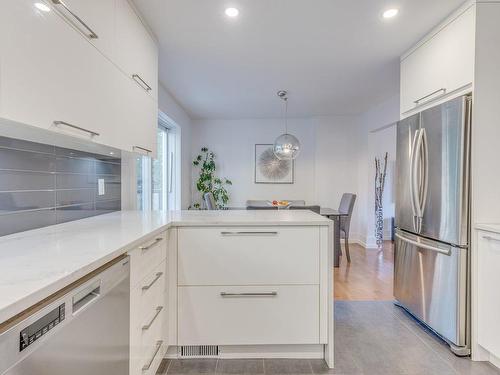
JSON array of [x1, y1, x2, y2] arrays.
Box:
[[225, 7, 239, 17], [34, 2, 51, 12], [383, 8, 399, 19]]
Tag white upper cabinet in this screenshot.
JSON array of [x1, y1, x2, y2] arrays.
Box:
[[0, 0, 116, 145], [48, 0, 116, 60], [114, 72, 158, 157], [400, 5, 475, 115], [0, 0, 158, 154], [115, 0, 159, 100]]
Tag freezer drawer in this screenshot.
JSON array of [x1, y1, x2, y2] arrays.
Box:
[[394, 230, 468, 348]]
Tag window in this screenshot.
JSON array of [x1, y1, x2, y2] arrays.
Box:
[[135, 112, 180, 211]]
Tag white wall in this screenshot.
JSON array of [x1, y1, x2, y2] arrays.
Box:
[[158, 84, 193, 209], [356, 95, 399, 247], [191, 118, 316, 207], [190, 97, 399, 247], [312, 115, 361, 237]]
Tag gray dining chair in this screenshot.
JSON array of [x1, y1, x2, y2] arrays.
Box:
[[204, 192, 217, 210], [338, 193, 356, 262], [289, 205, 321, 214]]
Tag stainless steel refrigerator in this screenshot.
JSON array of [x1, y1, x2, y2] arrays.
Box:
[[394, 95, 471, 356]]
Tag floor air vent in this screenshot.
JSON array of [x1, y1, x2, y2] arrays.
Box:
[[179, 345, 219, 358]]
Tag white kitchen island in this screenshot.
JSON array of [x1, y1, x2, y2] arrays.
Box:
[[0, 210, 334, 371]]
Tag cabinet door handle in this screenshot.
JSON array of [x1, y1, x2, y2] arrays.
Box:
[[132, 74, 152, 92], [483, 235, 500, 243], [133, 145, 153, 155], [51, 0, 99, 39], [139, 237, 163, 251], [414, 88, 447, 105], [142, 272, 163, 291], [220, 231, 278, 236], [220, 292, 278, 297], [142, 340, 163, 371], [53, 121, 100, 137], [142, 306, 163, 330]]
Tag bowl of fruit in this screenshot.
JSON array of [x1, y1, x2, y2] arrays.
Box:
[[271, 200, 290, 209]]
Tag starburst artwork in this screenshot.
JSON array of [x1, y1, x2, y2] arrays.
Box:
[[255, 144, 294, 184]]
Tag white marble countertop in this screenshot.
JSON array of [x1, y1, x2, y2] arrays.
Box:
[[0, 210, 331, 324], [475, 223, 500, 234]]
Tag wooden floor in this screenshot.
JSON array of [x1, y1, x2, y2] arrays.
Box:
[[334, 241, 394, 301]]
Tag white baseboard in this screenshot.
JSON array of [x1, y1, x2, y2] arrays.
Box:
[[165, 345, 325, 360], [490, 353, 500, 369]]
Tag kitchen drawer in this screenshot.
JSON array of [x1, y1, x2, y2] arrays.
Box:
[[178, 285, 320, 345], [129, 232, 167, 287], [131, 261, 166, 329], [477, 230, 500, 358], [178, 227, 320, 285], [130, 306, 164, 375]]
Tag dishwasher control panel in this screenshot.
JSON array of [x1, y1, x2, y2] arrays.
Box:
[[19, 303, 65, 351]]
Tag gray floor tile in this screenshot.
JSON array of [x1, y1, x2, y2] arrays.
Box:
[[216, 359, 264, 374], [157, 359, 171, 374], [168, 359, 217, 374], [164, 302, 500, 375], [264, 359, 313, 374]]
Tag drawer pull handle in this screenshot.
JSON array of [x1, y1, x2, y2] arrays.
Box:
[[51, 0, 99, 39], [220, 292, 278, 297], [142, 272, 163, 291], [142, 306, 163, 330], [140, 237, 163, 251], [483, 235, 500, 243], [132, 74, 152, 92], [220, 231, 278, 236], [53, 121, 100, 137], [142, 340, 163, 371], [414, 88, 447, 105]]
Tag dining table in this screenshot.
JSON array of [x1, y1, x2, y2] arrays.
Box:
[[320, 208, 348, 267]]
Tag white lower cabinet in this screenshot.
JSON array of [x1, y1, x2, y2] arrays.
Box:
[[477, 230, 500, 359], [176, 226, 325, 350], [178, 285, 320, 346], [129, 233, 168, 375], [178, 227, 320, 285]]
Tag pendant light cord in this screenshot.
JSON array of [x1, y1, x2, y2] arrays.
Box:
[[284, 98, 288, 134]]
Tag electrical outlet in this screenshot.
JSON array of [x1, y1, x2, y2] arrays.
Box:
[[98, 179, 105, 196]]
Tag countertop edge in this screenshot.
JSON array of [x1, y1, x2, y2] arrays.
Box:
[[0, 215, 332, 325]]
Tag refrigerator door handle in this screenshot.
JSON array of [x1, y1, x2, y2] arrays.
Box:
[[410, 129, 424, 230], [419, 128, 429, 217], [395, 232, 452, 256], [409, 129, 420, 231]]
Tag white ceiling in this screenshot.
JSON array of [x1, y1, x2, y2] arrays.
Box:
[[134, 0, 465, 119]]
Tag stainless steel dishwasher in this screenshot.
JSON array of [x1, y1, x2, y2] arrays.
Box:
[[0, 256, 130, 375]]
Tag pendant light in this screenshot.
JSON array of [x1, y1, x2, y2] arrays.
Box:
[[273, 90, 301, 160]]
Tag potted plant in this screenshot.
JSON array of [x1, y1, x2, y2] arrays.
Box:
[[191, 147, 232, 209]]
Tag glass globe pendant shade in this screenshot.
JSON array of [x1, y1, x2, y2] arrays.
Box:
[[273, 133, 301, 160]]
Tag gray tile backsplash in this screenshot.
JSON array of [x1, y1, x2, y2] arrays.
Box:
[[0, 136, 121, 236]]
